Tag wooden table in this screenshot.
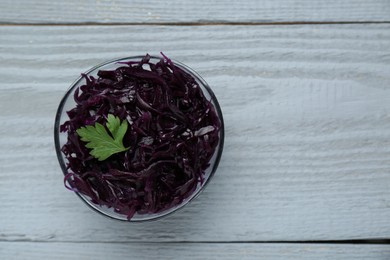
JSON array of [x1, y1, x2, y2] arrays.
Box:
[[1, 1, 390, 259]]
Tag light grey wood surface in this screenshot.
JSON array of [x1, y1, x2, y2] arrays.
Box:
[[1, 0, 390, 257], [2, 243, 390, 260], [1, 0, 390, 24], [1, 25, 390, 246]]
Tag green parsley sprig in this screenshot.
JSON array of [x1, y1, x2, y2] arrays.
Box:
[[76, 114, 129, 161]]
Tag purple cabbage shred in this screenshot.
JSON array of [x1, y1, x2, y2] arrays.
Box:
[[60, 54, 221, 220]]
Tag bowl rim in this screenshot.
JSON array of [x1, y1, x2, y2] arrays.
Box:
[[54, 55, 225, 222]]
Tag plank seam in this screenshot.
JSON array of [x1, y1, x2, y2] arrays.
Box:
[[0, 21, 390, 26], [0, 240, 389, 244]]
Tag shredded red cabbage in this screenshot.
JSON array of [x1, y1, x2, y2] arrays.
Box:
[[60, 54, 221, 220]]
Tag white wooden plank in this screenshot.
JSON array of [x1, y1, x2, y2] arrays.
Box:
[[0, 0, 390, 24], [1, 242, 390, 260], [0, 25, 390, 242]]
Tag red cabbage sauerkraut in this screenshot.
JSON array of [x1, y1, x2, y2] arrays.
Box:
[[60, 54, 222, 220]]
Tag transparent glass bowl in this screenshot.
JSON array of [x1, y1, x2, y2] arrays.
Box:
[[54, 56, 224, 222]]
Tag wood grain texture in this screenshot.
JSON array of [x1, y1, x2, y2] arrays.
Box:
[[1, 242, 390, 260], [0, 24, 390, 243], [0, 0, 390, 24]]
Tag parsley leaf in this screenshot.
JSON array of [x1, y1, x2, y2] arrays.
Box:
[[76, 114, 129, 161]]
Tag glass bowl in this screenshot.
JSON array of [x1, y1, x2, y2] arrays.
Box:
[[54, 55, 224, 222]]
